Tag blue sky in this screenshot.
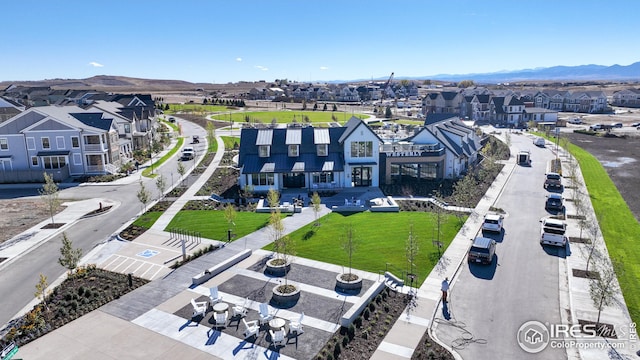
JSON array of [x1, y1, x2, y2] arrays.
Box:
[[2, 0, 638, 84]]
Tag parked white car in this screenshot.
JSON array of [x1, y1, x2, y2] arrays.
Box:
[[533, 137, 545, 147], [482, 214, 504, 233], [540, 217, 567, 247]]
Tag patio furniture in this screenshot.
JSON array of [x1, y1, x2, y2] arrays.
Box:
[[213, 302, 229, 313], [213, 310, 228, 329], [269, 328, 286, 347], [269, 317, 286, 331], [209, 286, 222, 305], [232, 303, 248, 318], [288, 312, 304, 335], [259, 303, 275, 325], [191, 298, 207, 318], [242, 318, 260, 339]]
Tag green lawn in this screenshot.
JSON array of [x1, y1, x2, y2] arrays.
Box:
[[568, 143, 640, 324], [211, 111, 367, 125], [221, 136, 240, 150], [164, 210, 288, 242], [133, 212, 163, 228], [142, 137, 184, 178], [166, 104, 234, 113], [264, 212, 463, 286]]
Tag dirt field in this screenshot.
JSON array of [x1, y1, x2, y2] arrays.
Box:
[[0, 199, 65, 243]]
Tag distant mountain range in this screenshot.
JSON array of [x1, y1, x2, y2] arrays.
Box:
[[414, 61, 640, 83], [1, 61, 639, 91]]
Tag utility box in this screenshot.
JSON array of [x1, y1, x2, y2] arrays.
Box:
[[517, 150, 531, 166]]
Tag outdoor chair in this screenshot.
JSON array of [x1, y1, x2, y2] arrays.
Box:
[[209, 286, 222, 306], [259, 302, 275, 325], [213, 310, 228, 329], [288, 312, 304, 335], [269, 328, 286, 347], [242, 318, 260, 339], [191, 298, 208, 318], [232, 302, 248, 318]]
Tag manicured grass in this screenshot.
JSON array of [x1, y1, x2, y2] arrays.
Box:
[[211, 111, 367, 125], [221, 136, 240, 150], [142, 137, 184, 178], [265, 212, 463, 286], [165, 210, 289, 242], [568, 142, 640, 324], [133, 212, 163, 228], [166, 104, 233, 113]]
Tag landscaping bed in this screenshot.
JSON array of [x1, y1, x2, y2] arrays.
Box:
[[315, 288, 453, 360], [0, 266, 148, 348]]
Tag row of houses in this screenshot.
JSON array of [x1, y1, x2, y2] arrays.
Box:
[[0, 90, 158, 183], [237, 115, 481, 193]]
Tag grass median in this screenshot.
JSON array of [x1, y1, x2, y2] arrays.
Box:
[[568, 143, 640, 324]]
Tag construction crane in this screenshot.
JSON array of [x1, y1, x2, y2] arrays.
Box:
[[381, 72, 394, 103]]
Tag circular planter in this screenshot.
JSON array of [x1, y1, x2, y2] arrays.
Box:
[[271, 284, 300, 306], [265, 258, 290, 277], [336, 273, 362, 291]]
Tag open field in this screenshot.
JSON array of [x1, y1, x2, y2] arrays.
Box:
[[210, 110, 368, 124]]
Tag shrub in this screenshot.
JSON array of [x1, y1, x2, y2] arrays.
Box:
[[333, 342, 341, 358], [369, 302, 376, 312], [354, 316, 362, 328], [363, 308, 370, 320], [342, 335, 349, 347], [348, 324, 356, 339]]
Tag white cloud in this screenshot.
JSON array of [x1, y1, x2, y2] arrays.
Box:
[[320, 66, 329, 71], [88, 61, 104, 68], [255, 65, 269, 71], [236, 57, 242, 62]]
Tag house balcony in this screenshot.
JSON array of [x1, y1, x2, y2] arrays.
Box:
[[83, 144, 107, 152]]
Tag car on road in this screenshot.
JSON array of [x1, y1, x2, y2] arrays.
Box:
[[631, 122, 640, 127], [544, 172, 562, 191], [545, 193, 564, 211], [482, 214, 504, 233], [468, 237, 496, 265], [181, 146, 195, 161], [168, 117, 176, 122], [540, 217, 567, 247], [568, 118, 582, 124], [611, 122, 623, 128], [533, 137, 545, 147]]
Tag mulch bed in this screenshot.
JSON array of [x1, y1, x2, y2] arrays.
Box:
[[577, 319, 618, 338], [118, 224, 147, 241], [572, 268, 600, 279], [40, 223, 65, 229], [82, 205, 113, 218]]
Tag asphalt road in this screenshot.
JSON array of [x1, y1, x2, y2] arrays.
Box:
[[433, 133, 567, 359], [0, 118, 208, 327]]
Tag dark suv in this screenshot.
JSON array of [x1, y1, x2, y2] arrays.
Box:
[[545, 193, 564, 211], [544, 173, 562, 191], [468, 237, 496, 265]]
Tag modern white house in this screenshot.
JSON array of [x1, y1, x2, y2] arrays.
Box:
[[237, 117, 382, 193], [0, 105, 121, 182], [237, 115, 481, 193]]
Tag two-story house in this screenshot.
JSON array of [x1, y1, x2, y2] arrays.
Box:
[[0, 105, 120, 183], [237, 117, 381, 193]]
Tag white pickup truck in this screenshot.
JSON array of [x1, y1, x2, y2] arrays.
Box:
[[540, 218, 567, 247]]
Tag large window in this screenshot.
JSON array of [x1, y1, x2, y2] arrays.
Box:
[[259, 145, 270, 158], [0, 138, 7, 150], [31, 156, 39, 166], [43, 156, 66, 169], [317, 144, 328, 156], [251, 173, 274, 186], [420, 164, 437, 179], [42, 137, 50, 149], [312, 172, 333, 184], [350, 141, 373, 158], [288, 145, 299, 157]]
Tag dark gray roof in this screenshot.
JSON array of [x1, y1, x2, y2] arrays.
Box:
[[424, 113, 458, 126], [71, 113, 114, 131]]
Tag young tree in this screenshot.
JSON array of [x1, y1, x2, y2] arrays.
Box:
[[406, 222, 419, 287], [35, 273, 49, 311], [311, 192, 322, 226], [385, 106, 392, 118], [332, 103, 338, 111], [322, 103, 327, 111], [58, 232, 82, 275], [267, 188, 280, 209], [584, 213, 602, 274], [137, 181, 151, 213], [590, 258, 624, 328], [155, 174, 167, 200], [177, 162, 186, 186], [39, 172, 61, 225], [453, 172, 479, 209], [206, 121, 216, 146], [224, 203, 237, 232], [340, 224, 358, 280], [313, 103, 318, 111]]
